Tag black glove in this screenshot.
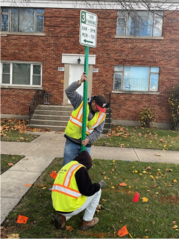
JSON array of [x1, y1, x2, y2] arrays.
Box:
[[99, 180, 106, 189]]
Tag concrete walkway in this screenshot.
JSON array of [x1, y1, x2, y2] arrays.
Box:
[[1, 131, 179, 224]]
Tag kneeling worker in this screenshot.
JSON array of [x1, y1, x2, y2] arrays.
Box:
[[51, 150, 106, 230]]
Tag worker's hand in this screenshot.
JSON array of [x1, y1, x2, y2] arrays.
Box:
[[78, 72, 87, 85], [99, 180, 106, 189], [82, 138, 89, 146]]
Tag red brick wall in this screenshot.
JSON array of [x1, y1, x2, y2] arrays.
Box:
[[1, 9, 179, 123]]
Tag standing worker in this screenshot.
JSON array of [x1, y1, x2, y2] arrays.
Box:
[[52, 150, 106, 230], [63, 72, 110, 166]]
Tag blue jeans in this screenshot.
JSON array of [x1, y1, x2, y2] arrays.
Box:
[[63, 138, 91, 166]]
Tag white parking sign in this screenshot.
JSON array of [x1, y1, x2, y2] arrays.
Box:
[[80, 10, 98, 48]]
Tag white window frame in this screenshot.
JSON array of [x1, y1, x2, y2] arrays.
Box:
[[0, 61, 42, 88], [116, 11, 163, 37], [1, 7, 44, 33], [113, 65, 160, 93]]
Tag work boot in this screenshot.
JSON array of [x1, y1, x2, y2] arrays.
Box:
[[80, 217, 99, 230], [54, 214, 66, 229]]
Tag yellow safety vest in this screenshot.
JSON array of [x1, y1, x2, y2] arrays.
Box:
[[51, 161, 87, 212], [65, 102, 106, 139]]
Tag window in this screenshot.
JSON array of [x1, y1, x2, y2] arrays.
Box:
[[113, 66, 159, 92], [1, 8, 44, 33], [116, 11, 163, 37], [1, 62, 42, 86]]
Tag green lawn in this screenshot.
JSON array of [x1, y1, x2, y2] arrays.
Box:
[[1, 129, 39, 142], [1, 119, 39, 142], [2, 158, 179, 238], [94, 126, 179, 151], [1, 154, 24, 174]]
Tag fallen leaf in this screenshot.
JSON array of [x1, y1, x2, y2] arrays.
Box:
[[42, 187, 46, 189], [172, 221, 176, 225], [7, 233, 20, 238], [172, 225, 178, 229], [65, 225, 74, 232], [166, 168, 173, 172], [24, 184, 32, 187], [102, 199, 107, 202], [155, 154, 161, 156], [142, 197, 148, 202], [8, 163, 14, 166], [173, 179, 177, 183], [145, 166, 151, 170]]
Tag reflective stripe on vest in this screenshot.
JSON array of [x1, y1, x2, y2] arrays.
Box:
[[69, 102, 105, 133], [52, 184, 81, 199], [69, 115, 93, 134], [52, 163, 82, 199]]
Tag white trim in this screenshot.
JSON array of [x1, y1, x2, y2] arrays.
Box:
[[0, 32, 45, 36], [62, 53, 96, 65], [1, 1, 179, 10], [0, 61, 42, 87], [115, 36, 164, 40]]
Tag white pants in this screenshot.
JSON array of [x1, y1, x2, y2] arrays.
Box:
[[60, 189, 101, 221]]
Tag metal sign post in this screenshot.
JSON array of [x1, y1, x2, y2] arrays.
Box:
[[79, 10, 98, 151]]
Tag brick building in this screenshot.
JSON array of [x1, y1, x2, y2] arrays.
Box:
[[1, 0, 179, 129]]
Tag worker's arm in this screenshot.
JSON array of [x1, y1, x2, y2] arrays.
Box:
[[82, 120, 105, 146], [65, 73, 87, 110], [65, 81, 83, 110], [75, 167, 100, 196]]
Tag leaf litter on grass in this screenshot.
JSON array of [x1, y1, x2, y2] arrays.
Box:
[[95, 125, 179, 150], [1, 118, 52, 140], [1, 158, 179, 238]]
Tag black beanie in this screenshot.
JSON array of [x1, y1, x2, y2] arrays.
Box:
[[73, 150, 92, 170]]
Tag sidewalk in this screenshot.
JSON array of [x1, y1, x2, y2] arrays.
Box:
[[1, 131, 179, 224]]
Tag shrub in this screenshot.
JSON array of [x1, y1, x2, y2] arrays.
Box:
[[168, 85, 179, 131], [138, 108, 155, 128]]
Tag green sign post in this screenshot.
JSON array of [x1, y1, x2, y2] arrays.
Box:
[[80, 10, 98, 151]]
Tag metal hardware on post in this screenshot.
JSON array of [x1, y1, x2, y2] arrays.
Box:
[[77, 57, 81, 64]]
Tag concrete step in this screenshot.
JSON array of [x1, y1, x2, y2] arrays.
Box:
[[32, 114, 70, 121], [34, 110, 111, 117], [29, 104, 111, 134], [34, 110, 72, 116], [36, 105, 73, 111], [30, 119, 68, 126], [27, 124, 66, 131]]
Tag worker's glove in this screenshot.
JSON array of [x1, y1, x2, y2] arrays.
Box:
[[99, 180, 106, 189]]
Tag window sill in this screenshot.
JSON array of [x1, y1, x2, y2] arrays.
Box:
[[1, 85, 43, 90], [0, 32, 45, 36], [115, 35, 164, 40], [112, 90, 160, 95]]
